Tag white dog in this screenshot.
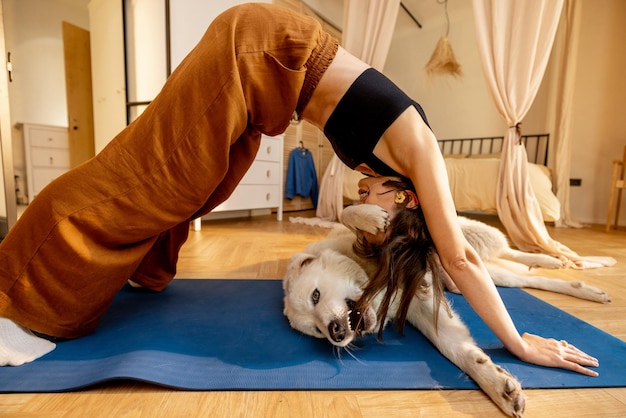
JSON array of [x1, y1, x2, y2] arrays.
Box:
[[283, 204, 609, 418]]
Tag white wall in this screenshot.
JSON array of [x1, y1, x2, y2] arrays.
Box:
[[169, 0, 269, 69], [3, 0, 88, 126], [565, 0, 626, 225]]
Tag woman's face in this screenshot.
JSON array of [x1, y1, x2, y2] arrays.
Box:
[[356, 176, 418, 244], [357, 176, 404, 217]]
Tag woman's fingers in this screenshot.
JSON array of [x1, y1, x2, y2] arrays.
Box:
[[521, 332, 599, 377]]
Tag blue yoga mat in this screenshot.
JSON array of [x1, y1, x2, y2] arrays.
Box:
[[1, 279, 624, 393]]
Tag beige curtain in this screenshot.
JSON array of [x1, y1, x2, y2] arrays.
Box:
[[316, 0, 400, 221], [550, 0, 584, 228], [472, 0, 614, 268], [341, 0, 400, 67]]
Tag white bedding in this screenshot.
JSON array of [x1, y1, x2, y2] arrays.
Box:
[[342, 157, 561, 222], [444, 157, 560, 222]]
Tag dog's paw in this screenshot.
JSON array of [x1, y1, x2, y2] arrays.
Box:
[[469, 354, 526, 417], [569, 281, 611, 303], [496, 366, 526, 418], [341, 204, 389, 235]]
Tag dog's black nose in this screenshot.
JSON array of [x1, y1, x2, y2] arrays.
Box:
[[328, 320, 346, 342]]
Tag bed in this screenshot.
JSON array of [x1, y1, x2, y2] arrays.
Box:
[[342, 134, 560, 222]]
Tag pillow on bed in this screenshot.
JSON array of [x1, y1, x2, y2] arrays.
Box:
[[444, 158, 560, 222]]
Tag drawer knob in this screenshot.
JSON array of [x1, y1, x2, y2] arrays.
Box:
[[266, 193, 271, 201], [49, 157, 54, 165], [266, 146, 271, 154], [48, 137, 53, 142], [266, 169, 271, 178]]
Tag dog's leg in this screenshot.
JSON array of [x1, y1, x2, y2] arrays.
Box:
[[487, 264, 610, 303], [499, 248, 563, 269], [406, 287, 526, 418], [457, 216, 563, 269]]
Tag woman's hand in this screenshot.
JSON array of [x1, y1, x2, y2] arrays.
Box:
[[519, 332, 599, 377]]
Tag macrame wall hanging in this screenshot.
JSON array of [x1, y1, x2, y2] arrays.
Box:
[[425, 0, 463, 77]]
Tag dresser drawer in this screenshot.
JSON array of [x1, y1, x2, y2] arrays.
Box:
[[195, 134, 283, 224], [31, 167, 67, 196], [31, 148, 70, 168], [213, 184, 281, 212], [240, 161, 280, 185], [256, 135, 281, 162], [28, 127, 69, 148]]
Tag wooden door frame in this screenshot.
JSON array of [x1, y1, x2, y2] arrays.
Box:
[[0, 0, 16, 234], [63, 21, 95, 168]]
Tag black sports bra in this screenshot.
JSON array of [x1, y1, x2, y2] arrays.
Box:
[[323, 68, 430, 182]]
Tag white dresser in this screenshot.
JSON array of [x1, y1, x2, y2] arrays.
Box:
[[193, 134, 284, 230], [19, 123, 70, 203]]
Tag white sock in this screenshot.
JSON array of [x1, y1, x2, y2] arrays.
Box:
[[128, 279, 144, 288], [0, 317, 56, 366]]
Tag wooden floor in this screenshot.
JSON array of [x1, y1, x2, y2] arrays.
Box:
[[2, 212, 626, 417]]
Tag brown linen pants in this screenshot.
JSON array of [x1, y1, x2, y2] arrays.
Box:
[[0, 4, 338, 338]]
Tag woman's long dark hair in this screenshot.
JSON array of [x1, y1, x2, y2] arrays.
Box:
[[353, 179, 450, 340]]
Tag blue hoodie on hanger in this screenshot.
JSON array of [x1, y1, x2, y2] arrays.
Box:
[[285, 146, 319, 208]]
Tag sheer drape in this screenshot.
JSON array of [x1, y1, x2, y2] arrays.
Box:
[[341, 0, 400, 66], [472, 0, 614, 268], [316, 0, 400, 221]]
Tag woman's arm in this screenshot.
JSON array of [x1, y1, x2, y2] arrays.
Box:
[[373, 106, 599, 376]]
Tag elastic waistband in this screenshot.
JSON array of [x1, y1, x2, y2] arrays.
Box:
[[295, 31, 339, 118]]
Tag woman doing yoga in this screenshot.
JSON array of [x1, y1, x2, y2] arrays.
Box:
[[0, 3, 598, 377]]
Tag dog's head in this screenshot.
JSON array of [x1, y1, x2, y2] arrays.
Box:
[[282, 249, 378, 347]]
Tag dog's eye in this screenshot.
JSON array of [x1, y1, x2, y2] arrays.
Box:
[[358, 188, 369, 202], [311, 288, 320, 305]]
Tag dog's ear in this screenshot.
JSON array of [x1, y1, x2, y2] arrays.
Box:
[[283, 252, 317, 293], [291, 252, 316, 270], [299, 255, 314, 268]]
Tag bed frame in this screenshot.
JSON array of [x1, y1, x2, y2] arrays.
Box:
[[438, 134, 550, 165]]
